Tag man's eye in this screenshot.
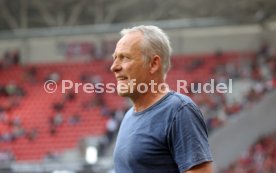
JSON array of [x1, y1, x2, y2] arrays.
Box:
[[116, 55, 129, 61], [119, 56, 127, 60], [123, 56, 130, 60]]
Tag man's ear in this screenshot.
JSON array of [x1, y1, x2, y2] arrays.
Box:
[[149, 55, 161, 74]]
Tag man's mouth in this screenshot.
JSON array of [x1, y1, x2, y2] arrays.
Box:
[[116, 76, 128, 82]]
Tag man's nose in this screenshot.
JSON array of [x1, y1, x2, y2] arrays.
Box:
[[110, 59, 122, 72]]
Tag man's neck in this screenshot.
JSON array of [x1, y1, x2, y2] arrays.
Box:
[[131, 86, 170, 112]]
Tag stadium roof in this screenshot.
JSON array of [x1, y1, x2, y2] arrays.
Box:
[[0, 0, 275, 31]]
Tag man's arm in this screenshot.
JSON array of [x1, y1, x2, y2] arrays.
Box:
[[184, 161, 213, 173], [168, 104, 213, 173]]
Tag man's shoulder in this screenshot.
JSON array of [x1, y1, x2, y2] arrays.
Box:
[[122, 91, 197, 118], [124, 107, 134, 117], [168, 91, 195, 108]]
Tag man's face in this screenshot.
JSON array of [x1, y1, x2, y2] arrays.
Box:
[[111, 32, 150, 97]]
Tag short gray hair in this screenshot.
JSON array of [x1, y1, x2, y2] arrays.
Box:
[[120, 25, 172, 77]]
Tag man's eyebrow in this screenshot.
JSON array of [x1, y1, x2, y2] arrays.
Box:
[[112, 52, 130, 59]]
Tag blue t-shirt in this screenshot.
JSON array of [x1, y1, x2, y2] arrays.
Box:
[[113, 91, 213, 173]]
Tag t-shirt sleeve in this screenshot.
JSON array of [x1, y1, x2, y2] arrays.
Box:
[[167, 103, 213, 172]]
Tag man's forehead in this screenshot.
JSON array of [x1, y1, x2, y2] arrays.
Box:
[[113, 33, 143, 56], [118, 32, 143, 46]]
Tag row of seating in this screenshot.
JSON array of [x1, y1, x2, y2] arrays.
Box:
[[0, 52, 254, 161]]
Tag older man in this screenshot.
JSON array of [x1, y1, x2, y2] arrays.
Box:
[[111, 25, 213, 173]]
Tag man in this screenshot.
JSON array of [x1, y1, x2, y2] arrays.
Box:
[[111, 25, 213, 173]]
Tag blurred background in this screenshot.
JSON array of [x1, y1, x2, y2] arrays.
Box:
[[0, 0, 276, 173]]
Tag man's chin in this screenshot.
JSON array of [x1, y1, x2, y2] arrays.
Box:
[[116, 89, 131, 97], [117, 92, 129, 97], [116, 83, 132, 97]]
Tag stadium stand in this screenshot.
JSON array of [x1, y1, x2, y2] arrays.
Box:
[[221, 132, 276, 173], [0, 59, 127, 161], [0, 48, 275, 163]]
